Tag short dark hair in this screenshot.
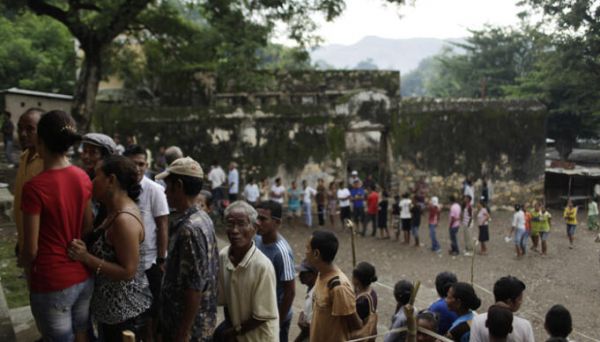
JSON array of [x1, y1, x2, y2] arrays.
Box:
[[493, 276, 526, 303], [435, 271, 458, 298], [352, 262, 377, 287], [450, 282, 481, 311], [256, 200, 283, 220], [101, 156, 142, 201], [310, 230, 338, 263], [486, 305, 513, 338], [393, 280, 413, 306], [416, 310, 439, 332], [123, 144, 147, 159], [165, 173, 204, 197], [545, 305, 572, 338]]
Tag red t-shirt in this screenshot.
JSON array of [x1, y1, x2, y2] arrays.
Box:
[[428, 205, 440, 225], [22, 166, 92, 292], [367, 191, 379, 215]]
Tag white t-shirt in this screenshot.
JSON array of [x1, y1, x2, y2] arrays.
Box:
[[337, 188, 351, 207], [271, 184, 286, 204], [302, 287, 315, 325], [303, 186, 317, 204], [208, 166, 226, 189], [469, 312, 534, 342], [464, 185, 475, 204], [138, 177, 170, 270], [243, 184, 260, 203], [512, 210, 526, 230], [400, 199, 412, 219], [228, 168, 239, 194]]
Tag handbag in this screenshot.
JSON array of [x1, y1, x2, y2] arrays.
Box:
[[349, 291, 378, 342]]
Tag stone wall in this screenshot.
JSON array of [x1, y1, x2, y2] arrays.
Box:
[[95, 71, 547, 205]]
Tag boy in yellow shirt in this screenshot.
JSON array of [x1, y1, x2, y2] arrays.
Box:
[[563, 199, 578, 249]]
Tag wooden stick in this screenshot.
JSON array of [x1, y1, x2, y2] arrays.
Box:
[[122, 330, 135, 342], [404, 280, 421, 342], [345, 219, 357, 267]]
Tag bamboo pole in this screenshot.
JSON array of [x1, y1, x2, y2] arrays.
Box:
[[404, 280, 421, 342], [345, 219, 357, 268]]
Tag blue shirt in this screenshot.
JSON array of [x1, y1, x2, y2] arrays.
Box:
[[429, 298, 458, 335], [255, 234, 295, 321], [350, 187, 365, 208]]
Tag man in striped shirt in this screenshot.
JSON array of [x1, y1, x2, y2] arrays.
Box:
[[255, 200, 296, 342]]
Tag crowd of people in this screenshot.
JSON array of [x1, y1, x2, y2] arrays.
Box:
[[8, 107, 583, 342]]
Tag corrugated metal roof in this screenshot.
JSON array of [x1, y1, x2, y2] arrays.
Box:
[[0, 88, 73, 100], [546, 166, 600, 177]]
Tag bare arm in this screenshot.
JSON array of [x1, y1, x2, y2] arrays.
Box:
[[175, 288, 202, 342], [81, 201, 94, 237], [69, 214, 142, 281], [279, 280, 295, 323], [155, 215, 168, 260], [345, 312, 364, 331], [21, 213, 40, 271]]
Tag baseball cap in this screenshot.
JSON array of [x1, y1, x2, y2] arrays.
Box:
[[82, 133, 116, 155], [155, 157, 204, 180], [295, 259, 317, 274], [351, 170, 358, 176]]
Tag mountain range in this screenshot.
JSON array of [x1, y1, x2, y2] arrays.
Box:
[[310, 36, 464, 72]]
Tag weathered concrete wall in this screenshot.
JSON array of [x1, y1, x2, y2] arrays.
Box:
[[95, 71, 546, 205]]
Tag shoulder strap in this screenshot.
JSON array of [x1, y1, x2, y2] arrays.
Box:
[[327, 276, 341, 290], [113, 209, 144, 227], [357, 291, 376, 313]]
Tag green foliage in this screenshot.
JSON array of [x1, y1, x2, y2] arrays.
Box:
[[354, 58, 379, 70], [0, 10, 75, 93]]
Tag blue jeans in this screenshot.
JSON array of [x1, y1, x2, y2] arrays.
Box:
[[4, 138, 13, 164], [411, 224, 420, 240], [515, 228, 528, 253], [449, 227, 460, 253], [429, 224, 440, 251], [30, 278, 94, 342], [303, 202, 313, 227], [567, 224, 577, 237]]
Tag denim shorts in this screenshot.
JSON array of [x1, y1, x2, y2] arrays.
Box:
[[566, 224, 577, 236], [30, 277, 94, 342], [540, 231, 550, 241], [514, 229, 526, 246]]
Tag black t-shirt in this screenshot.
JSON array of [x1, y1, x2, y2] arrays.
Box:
[[378, 200, 388, 226], [410, 205, 421, 226], [392, 202, 400, 216]]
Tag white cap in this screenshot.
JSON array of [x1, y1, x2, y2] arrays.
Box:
[[155, 157, 204, 180]]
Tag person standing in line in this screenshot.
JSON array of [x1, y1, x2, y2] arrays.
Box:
[[476, 199, 491, 255], [366, 185, 379, 237], [255, 200, 296, 342], [392, 195, 401, 241], [302, 180, 317, 228], [429, 272, 458, 335], [448, 196, 462, 256], [287, 180, 302, 222], [124, 145, 170, 340], [316, 178, 327, 227], [410, 195, 422, 247], [469, 276, 535, 342], [530, 201, 544, 252], [481, 178, 490, 206], [337, 181, 352, 228], [156, 157, 219, 341], [462, 195, 474, 256], [207, 160, 227, 209], [260, 177, 271, 203], [216, 201, 279, 341], [399, 193, 412, 244], [510, 204, 526, 258], [428, 196, 441, 253], [378, 191, 391, 239], [327, 182, 338, 228], [588, 197, 599, 231], [563, 199, 578, 249], [351, 262, 379, 341], [270, 177, 286, 204], [463, 178, 474, 206], [243, 177, 260, 207], [13, 108, 43, 261], [294, 260, 318, 342], [21, 110, 94, 341], [68, 155, 152, 340], [350, 180, 367, 236], [306, 230, 363, 342], [539, 203, 552, 255], [2, 111, 15, 165], [384, 279, 414, 342], [228, 162, 239, 202]]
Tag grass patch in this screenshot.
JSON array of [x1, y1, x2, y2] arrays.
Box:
[[0, 231, 29, 308]]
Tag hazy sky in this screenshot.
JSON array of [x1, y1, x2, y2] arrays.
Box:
[[277, 0, 525, 46]]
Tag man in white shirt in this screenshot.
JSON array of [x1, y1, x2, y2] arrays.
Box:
[[228, 162, 239, 202], [270, 178, 286, 204], [208, 160, 226, 206], [470, 276, 534, 342], [124, 145, 170, 338], [510, 205, 526, 257], [243, 177, 260, 206], [302, 180, 317, 227], [337, 181, 352, 227]]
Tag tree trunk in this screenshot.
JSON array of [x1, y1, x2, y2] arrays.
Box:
[[72, 45, 103, 132]]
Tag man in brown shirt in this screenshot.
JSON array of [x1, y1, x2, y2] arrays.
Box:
[[305, 230, 363, 342]]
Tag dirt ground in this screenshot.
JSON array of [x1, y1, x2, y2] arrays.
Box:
[[215, 208, 600, 341]]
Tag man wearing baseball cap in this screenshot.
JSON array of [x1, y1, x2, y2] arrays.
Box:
[[294, 260, 318, 342], [156, 157, 219, 341]]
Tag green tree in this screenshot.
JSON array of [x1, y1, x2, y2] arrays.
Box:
[[0, 10, 75, 93], [13, 0, 407, 130]]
